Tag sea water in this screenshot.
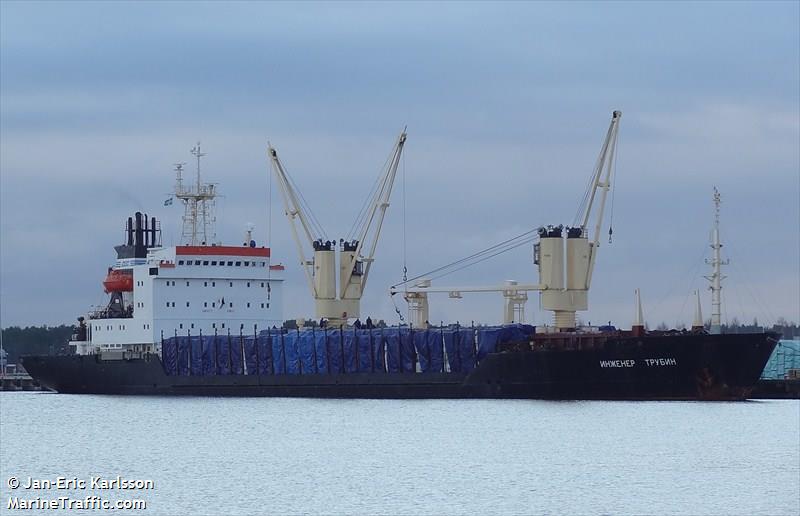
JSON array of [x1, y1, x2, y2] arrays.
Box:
[[1, 393, 798, 515]]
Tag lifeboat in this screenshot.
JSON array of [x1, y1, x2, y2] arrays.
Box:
[[103, 269, 133, 293]]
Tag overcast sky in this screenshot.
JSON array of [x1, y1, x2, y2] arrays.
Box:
[[1, 1, 798, 329]]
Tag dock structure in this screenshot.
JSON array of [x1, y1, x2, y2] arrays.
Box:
[[0, 372, 46, 391]]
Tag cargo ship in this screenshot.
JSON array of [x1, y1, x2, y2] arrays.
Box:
[[22, 114, 779, 400]]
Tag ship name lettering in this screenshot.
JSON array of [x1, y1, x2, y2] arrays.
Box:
[[644, 358, 677, 366], [599, 359, 635, 368]]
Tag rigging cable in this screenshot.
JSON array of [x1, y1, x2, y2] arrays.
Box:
[[392, 228, 539, 289]]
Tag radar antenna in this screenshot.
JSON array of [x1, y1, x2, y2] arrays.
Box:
[[174, 142, 218, 245]]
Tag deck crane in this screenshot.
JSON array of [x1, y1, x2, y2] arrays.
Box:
[[268, 130, 407, 327], [391, 111, 621, 331]]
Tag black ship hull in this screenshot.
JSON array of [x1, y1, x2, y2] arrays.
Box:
[[22, 332, 778, 400]]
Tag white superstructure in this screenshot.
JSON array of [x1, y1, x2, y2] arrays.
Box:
[[71, 240, 284, 356], [69, 144, 284, 356]]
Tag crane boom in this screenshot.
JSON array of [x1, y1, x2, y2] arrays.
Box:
[[268, 145, 320, 297], [341, 130, 407, 298], [267, 130, 407, 326]]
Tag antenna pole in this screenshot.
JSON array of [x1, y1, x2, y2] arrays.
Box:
[[704, 187, 729, 334]]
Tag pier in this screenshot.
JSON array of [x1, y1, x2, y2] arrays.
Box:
[[0, 373, 46, 392]]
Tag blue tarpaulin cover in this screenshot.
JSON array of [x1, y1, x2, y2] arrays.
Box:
[[314, 331, 330, 373], [162, 338, 177, 375], [414, 331, 430, 372], [201, 335, 216, 376], [386, 330, 401, 373], [177, 337, 190, 376], [161, 324, 532, 376], [299, 331, 317, 373], [458, 329, 476, 372], [356, 330, 375, 372], [342, 330, 357, 373], [216, 335, 231, 375], [284, 332, 300, 375], [229, 335, 244, 375], [270, 333, 286, 375], [257, 335, 272, 375], [243, 336, 258, 375]]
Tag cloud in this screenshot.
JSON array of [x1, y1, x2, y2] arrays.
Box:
[[1, 2, 798, 328]]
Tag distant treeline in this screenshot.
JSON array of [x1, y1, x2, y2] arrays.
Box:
[[2, 319, 798, 364], [1, 325, 73, 364]]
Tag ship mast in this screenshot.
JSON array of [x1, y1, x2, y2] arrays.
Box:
[[173, 143, 218, 246], [704, 187, 728, 334]]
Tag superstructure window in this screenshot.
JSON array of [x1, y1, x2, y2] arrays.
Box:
[[204, 282, 208, 287], [211, 261, 217, 265], [179, 323, 183, 329], [204, 302, 208, 308], [247, 282, 250, 287], [149, 267, 158, 275], [194, 260, 201, 265], [261, 282, 265, 288], [186, 302, 190, 307], [247, 302, 251, 308], [227, 261, 233, 266], [260, 303, 265, 309], [244, 261, 250, 266], [178, 260, 184, 265], [203, 261, 209, 265], [186, 281, 190, 286], [235, 261, 241, 266], [212, 281, 216, 287], [229, 282, 233, 287], [191, 323, 194, 329]]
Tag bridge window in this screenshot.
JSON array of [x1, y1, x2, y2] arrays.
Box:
[[227, 261, 233, 266], [235, 261, 241, 266], [178, 260, 184, 265], [194, 260, 201, 265], [203, 261, 209, 266], [244, 261, 250, 266]]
